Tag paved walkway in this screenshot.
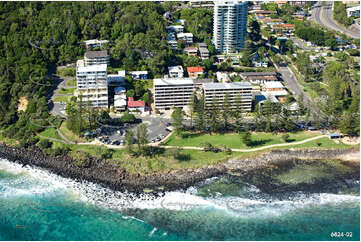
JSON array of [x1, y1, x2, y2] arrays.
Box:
[[156, 135, 329, 152]]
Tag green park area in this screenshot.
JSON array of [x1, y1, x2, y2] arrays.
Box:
[[66, 79, 76, 87], [56, 87, 76, 95], [162, 131, 323, 149]]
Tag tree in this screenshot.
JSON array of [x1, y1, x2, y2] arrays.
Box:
[[240, 40, 253, 67], [195, 92, 206, 131], [126, 89, 135, 97], [125, 130, 135, 153], [136, 123, 148, 155], [232, 95, 243, 133], [188, 91, 197, 129], [325, 39, 337, 50], [241, 130, 252, 147], [207, 97, 220, 133], [171, 107, 184, 136], [222, 93, 231, 130]]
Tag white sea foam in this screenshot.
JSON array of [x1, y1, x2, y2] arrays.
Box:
[[0, 158, 359, 218]]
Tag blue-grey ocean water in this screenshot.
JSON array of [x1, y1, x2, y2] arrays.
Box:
[[0, 158, 359, 241]]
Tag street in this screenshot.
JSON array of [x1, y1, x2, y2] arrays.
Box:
[[310, 2, 360, 39], [278, 64, 319, 117]]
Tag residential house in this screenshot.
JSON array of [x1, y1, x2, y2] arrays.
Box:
[[166, 25, 184, 33], [127, 97, 146, 113], [168, 65, 184, 78], [240, 72, 278, 85], [347, 6, 360, 17], [131, 71, 148, 80], [184, 47, 198, 56], [197, 43, 210, 59], [187, 66, 204, 78], [177, 33, 193, 44], [216, 72, 231, 82], [84, 39, 109, 49], [271, 24, 295, 35], [263, 81, 288, 103], [176, 19, 186, 25]]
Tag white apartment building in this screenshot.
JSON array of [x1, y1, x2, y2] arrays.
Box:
[[213, 0, 248, 54], [75, 60, 108, 108], [153, 78, 195, 109], [168, 65, 184, 78], [153, 78, 252, 111], [84, 51, 110, 66], [202, 82, 252, 111]]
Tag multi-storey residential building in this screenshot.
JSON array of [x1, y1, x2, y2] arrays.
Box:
[[153, 78, 252, 111], [202, 82, 252, 111], [84, 51, 110, 66], [153, 78, 195, 109], [75, 60, 108, 108], [114, 87, 127, 112], [213, 0, 248, 54]]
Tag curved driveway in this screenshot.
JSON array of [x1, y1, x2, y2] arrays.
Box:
[[311, 2, 360, 39]]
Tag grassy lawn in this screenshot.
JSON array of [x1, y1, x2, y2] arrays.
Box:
[[38, 127, 62, 140], [53, 96, 71, 103], [58, 122, 88, 143], [290, 137, 358, 149], [57, 88, 75, 95], [63, 142, 264, 174], [163, 131, 320, 149], [66, 79, 76, 86]]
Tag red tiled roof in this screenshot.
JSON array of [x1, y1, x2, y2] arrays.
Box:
[[128, 97, 145, 107], [187, 66, 204, 73]]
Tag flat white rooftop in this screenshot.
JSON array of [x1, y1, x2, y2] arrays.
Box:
[[76, 61, 107, 72], [84, 39, 109, 45], [177, 33, 193, 38], [131, 71, 148, 75], [203, 82, 252, 90], [264, 81, 285, 89], [168, 65, 184, 72], [154, 78, 194, 86]]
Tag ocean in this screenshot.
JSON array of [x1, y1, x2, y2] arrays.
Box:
[[0, 158, 359, 241]]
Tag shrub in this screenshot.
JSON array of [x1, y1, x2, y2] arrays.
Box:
[[38, 139, 52, 149], [281, 133, 290, 142], [101, 149, 113, 159], [72, 151, 91, 168]]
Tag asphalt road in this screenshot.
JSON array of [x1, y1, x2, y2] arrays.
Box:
[[278, 64, 319, 117], [310, 2, 360, 39]]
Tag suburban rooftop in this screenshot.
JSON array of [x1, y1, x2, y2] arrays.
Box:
[[84, 51, 108, 59]]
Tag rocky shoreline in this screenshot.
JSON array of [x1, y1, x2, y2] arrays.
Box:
[[0, 143, 359, 194]]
